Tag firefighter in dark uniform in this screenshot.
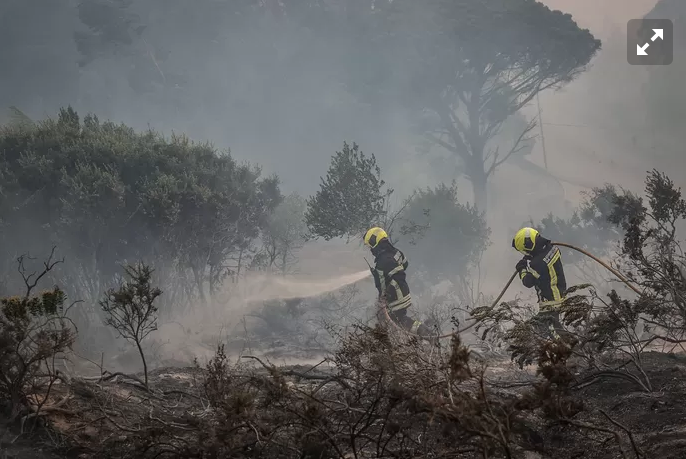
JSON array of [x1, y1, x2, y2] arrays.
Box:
[[512, 227, 567, 336], [363, 227, 435, 341]]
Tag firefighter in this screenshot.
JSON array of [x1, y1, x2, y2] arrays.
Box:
[[363, 227, 435, 342], [512, 227, 567, 336]]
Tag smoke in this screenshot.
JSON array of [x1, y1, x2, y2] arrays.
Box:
[[244, 270, 372, 304], [2, 0, 681, 369]]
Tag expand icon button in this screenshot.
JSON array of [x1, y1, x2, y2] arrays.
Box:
[[627, 18, 673, 65]]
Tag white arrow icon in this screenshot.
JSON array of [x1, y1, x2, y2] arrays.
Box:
[[651, 29, 664, 41], [637, 43, 650, 55]]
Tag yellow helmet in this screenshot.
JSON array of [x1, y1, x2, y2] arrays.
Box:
[[512, 227, 540, 255], [363, 227, 388, 249]]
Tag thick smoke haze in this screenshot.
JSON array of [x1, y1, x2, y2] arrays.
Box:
[[0, 0, 683, 365], [1, 0, 673, 202], [6, 4, 686, 458]]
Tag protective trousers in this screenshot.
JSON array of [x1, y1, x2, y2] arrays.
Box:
[[387, 307, 434, 338], [533, 309, 563, 340]]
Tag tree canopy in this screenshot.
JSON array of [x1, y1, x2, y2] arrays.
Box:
[[2, 1, 600, 205], [305, 141, 390, 241], [0, 107, 281, 321], [348, 0, 601, 210], [305, 142, 491, 290], [398, 182, 490, 281]]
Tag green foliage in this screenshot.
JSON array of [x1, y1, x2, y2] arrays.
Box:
[[0, 249, 76, 419], [3, 1, 600, 214], [0, 107, 281, 315], [486, 170, 686, 393], [100, 263, 162, 386], [306, 143, 490, 296], [305, 141, 391, 240], [535, 171, 685, 278], [1, 287, 65, 322], [606, 170, 686, 293], [398, 182, 490, 280]]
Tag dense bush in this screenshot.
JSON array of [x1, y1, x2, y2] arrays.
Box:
[[305, 143, 491, 324], [306, 142, 490, 265], [480, 170, 686, 394], [0, 248, 76, 422], [2, 169, 680, 459], [533, 184, 624, 264], [399, 182, 490, 281], [305, 141, 390, 241], [0, 107, 281, 326]]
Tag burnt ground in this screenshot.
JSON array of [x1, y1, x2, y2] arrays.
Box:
[[6, 351, 686, 459], [514, 350, 686, 459], [545, 351, 686, 459], [0, 433, 63, 459]]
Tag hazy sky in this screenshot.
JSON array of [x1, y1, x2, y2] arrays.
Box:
[[513, 0, 666, 200], [542, 0, 659, 40], [0, 0, 675, 215]]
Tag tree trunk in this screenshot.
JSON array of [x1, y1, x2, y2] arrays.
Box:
[[208, 263, 220, 297], [469, 169, 488, 213], [135, 338, 149, 387], [281, 249, 288, 276], [235, 248, 244, 283], [191, 265, 207, 305]]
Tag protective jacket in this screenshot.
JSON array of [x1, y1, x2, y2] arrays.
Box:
[[371, 240, 412, 311], [518, 236, 567, 305]]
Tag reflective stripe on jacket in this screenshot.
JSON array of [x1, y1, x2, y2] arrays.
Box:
[[518, 242, 567, 304], [372, 242, 412, 311]]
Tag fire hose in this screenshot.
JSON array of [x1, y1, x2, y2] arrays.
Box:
[[376, 241, 642, 341]]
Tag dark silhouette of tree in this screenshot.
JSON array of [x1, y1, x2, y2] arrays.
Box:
[[350, 0, 601, 211], [399, 182, 490, 281]]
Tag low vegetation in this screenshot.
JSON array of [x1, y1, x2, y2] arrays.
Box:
[[2, 141, 686, 458], [2, 107, 686, 458], [7, 0, 686, 456]]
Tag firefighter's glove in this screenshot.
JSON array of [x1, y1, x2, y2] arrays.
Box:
[[516, 258, 528, 273]]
